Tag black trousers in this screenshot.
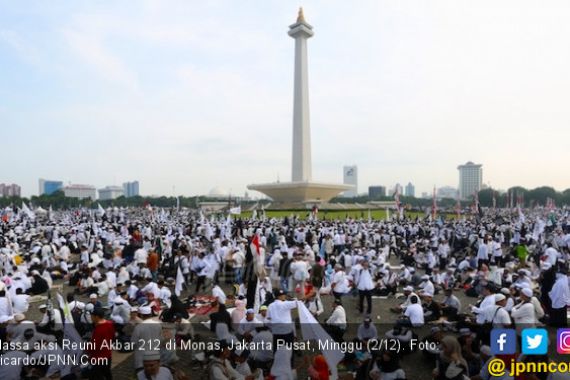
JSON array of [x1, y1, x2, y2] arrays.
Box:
[[550, 307, 568, 327], [359, 289, 372, 314], [195, 275, 206, 293], [88, 362, 112, 380], [324, 324, 345, 342]]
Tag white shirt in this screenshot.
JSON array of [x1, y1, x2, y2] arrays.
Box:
[[136, 366, 174, 380], [212, 286, 227, 305], [550, 274, 570, 309], [267, 300, 297, 335], [404, 303, 424, 326], [545, 247, 560, 266], [332, 271, 349, 294], [480, 305, 511, 327], [290, 260, 308, 281], [238, 316, 262, 336], [493, 242, 503, 257], [11, 294, 29, 314], [326, 306, 347, 329], [511, 302, 536, 325], [472, 294, 497, 324], [477, 242, 489, 260], [0, 297, 11, 318], [357, 269, 374, 291], [420, 281, 435, 296]]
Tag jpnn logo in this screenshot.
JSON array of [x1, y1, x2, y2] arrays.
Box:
[[491, 329, 517, 355], [522, 328, 548, 355]]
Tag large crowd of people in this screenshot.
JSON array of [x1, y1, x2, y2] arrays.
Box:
[[0, 206, 569, 380]]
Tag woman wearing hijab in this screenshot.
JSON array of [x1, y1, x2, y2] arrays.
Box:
[[27, 272, 49, 295], [433, 336, 469, 380], [308, 355, 330, 380], [161, 294, 189, 322]]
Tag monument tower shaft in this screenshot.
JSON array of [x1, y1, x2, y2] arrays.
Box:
[[289, 8, 314, 182], [246, 8, 350, 204]]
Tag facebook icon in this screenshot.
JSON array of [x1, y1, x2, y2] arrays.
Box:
[[491, 329, 517, 355]]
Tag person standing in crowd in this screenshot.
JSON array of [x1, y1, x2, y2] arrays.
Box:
[[355, 260, 374, 315], [88, 308, 115, 380]]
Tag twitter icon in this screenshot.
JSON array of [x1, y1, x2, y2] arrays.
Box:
[[522, 328, 548, 355]]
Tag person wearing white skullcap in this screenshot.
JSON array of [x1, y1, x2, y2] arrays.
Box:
[[137, 350, 173, 380], [237, 309, 262, 340], [477, 294, 511, 328], [110, 292, 130, 325], [131, 305, 162, 372], [511, 287, 537, 334]]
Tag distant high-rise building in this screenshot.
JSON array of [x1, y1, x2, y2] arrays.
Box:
[[122, 181, 140, 198], [404, 182, 415, 197], [391, 183, 403, 196], [368, 186, 386, 199], [39, 179, 63, 195], [342, 165, 358, 197], [63, 184, 97, 200], [458, 161, 483, 200], [437, 186, 459, 199], [0, 183, 21, 197], [98, 186, 124, 200]]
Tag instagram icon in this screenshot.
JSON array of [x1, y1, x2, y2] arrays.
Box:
[[557, 329, 570, 354]]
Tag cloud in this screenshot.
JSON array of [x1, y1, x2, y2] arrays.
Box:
[[0, 29, 40, 66]]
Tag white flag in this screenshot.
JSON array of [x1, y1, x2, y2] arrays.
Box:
[[97, 203, 106, 216], [229, 206, 241, 215], [175, 265, 184, 297], [518, 205, 526, 223], [56, 292, 73, 324], [297, 301, 344, 379], [22, 202, 35, 219]]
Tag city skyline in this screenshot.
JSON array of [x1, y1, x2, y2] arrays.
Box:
[[2, 1, 570, 197]]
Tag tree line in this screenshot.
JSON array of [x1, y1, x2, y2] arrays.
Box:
[[0, 186, 568, 211]]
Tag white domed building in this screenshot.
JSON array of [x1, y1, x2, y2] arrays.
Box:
[[206, 187, 230, 199]]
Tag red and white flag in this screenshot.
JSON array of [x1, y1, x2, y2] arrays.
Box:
[[250, 234, 260, 256], [393, 187, 401, 219]]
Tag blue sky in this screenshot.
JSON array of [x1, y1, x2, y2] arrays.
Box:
[[1, 1, 570, 197]]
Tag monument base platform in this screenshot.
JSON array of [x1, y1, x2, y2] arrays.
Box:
[[247, 181, 351, 204]]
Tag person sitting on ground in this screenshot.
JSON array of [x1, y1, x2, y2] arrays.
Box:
[[439, 288, 461, 321], [357, 317, 378, 342], [390, 286, 418, 313], [209, 340, 254, 380], [422, 292, 442, 323], [400, 295, 424, 327]]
